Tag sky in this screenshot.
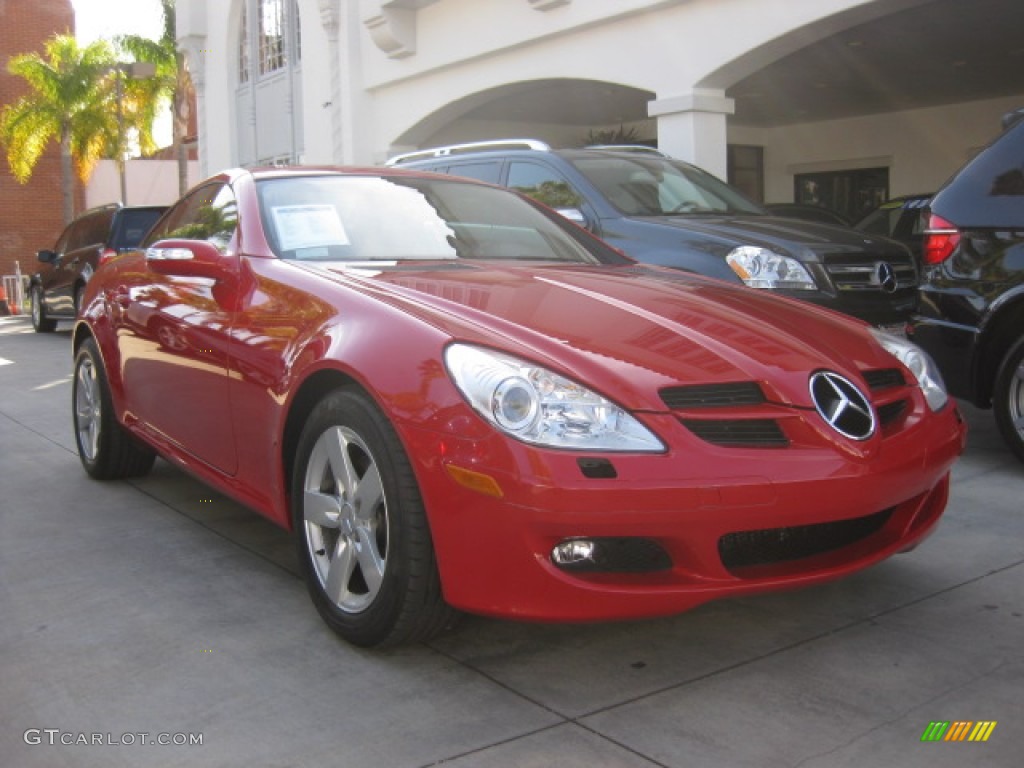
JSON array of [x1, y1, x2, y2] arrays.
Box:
[[71, 0, 165, 46], [71, 0, 171, 146]]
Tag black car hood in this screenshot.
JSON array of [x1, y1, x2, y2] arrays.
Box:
[[624, 213, 905, 258]]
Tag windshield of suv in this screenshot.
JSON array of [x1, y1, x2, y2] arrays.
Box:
[[571, 154, 766, 217], [257, 175, 615, 264]]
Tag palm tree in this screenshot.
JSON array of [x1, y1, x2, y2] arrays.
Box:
[[0, 35, 118, 223], [118, 0, 194, 196]]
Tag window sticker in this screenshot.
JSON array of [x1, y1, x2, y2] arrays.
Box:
[[272, 205, 350, 251]]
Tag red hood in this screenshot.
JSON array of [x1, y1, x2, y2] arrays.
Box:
[[303, 261, 896, 411]]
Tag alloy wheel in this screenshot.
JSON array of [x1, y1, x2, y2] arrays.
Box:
[[74, 356, 101, 462], [302, 425, 389, 614]]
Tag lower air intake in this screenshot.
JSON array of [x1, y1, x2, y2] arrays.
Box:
[[718, 508, 893, 571]]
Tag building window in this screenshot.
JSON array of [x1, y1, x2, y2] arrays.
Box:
[[259, 0, 286, 75], [238, 3, 249, 83], [727, 145, 764, 203], [235, 0, 304, 166], [794, 168, 889, 222]]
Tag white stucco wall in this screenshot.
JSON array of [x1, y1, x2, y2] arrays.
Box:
[[176, 0, 1015, 200], [729, 94, 1024, 203], [85, 158, 201, 209]]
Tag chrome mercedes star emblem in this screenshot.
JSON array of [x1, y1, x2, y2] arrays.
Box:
[[874, 261, 897, 293], [809, 371, 875, 440]]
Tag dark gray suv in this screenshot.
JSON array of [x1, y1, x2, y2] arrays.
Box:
[[29, 203, 166, 332], [387, 140, 918, 329]]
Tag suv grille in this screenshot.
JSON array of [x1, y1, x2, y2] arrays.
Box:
[[823, 255, 916, 292]]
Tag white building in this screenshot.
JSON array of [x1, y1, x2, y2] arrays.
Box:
[[176, 0, 1024, 220]]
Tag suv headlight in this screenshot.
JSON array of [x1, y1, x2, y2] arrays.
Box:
[[726, 246, 816, 290], [870, 329, 948, 411], [444, 343, 665, 452]]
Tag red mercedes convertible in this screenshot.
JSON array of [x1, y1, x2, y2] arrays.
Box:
[[72, 167, 966, 647]]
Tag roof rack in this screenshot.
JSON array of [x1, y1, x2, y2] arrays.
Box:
[[386, 139, 551, 166], [584, 144, 667, 157]]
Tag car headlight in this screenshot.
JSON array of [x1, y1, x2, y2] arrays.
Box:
[[869, 329, 948, 411], [726, 246, 816, 290], [444, 343, 665, 452]]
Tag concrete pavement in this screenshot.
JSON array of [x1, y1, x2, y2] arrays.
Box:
[[1, 313, 1021, 767]]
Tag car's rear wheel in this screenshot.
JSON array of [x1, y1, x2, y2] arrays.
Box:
[[73, 338, 156, 480], [31, 285, 56, 333], [291, 387, 455, 647], [993, 336, 1024, 464]]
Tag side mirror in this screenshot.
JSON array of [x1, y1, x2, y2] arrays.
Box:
[[556, 207, 591, 230], [145, 239, 233, 282], [37, 249, 58, 264], [1001, 107, 1024, 131]]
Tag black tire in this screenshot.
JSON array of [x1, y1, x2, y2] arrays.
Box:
[[993, 336, 1024, 464], [291, 387, 456, 648], [30, 285, 57, 333], [72, 338, 157, 480]]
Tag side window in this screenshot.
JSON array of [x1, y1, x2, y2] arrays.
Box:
[[507, 162, 582, 209], [53, 222, 74, 255], [146, 184, 238, 253], [444, 161, 502, 184], [67, 212, 111, 252]]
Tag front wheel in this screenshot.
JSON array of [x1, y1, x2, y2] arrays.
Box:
[[291, 387, 455, 647], [993, 336, 1024, 464], [73, 338, 156, 479], [31, 286, 56, 332]]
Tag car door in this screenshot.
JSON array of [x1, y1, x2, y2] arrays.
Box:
[[117, 183, 240, 475], [50, 211, 111, 315], [37, 223, 73, 310]]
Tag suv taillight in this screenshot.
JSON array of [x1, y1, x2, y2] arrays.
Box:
[[98, 247, 117, 266], [922, 213, 960, 265]]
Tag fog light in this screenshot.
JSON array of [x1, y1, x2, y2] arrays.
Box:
[[551, 537, 673, 573], [551, 539, 596, 566]]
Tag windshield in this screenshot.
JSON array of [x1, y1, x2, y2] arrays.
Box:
[[257, 175, 612, 265], [571, 154, 766, 217]]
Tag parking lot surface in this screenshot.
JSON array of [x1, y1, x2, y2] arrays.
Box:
[[1, 313, 1021, 767]]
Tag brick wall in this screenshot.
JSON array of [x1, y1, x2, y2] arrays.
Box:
[[0, 0, 80, 288]]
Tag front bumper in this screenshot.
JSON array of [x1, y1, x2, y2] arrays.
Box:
[[401, 400, 967, 622]]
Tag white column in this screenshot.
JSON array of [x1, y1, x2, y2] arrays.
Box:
[[648, 90, 735, 180], [179, 36, 208, 177], [319, 0, 345, 162]]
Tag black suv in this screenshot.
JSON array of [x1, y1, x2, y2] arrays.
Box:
[[29, 203, 166, 332], [387, 140, 917, 329], [910, 109, 1024, 462], [854, 193, 932, 263]]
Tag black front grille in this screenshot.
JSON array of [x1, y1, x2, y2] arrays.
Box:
[[719, 508, 893, 571], [681, 418, 788, 447], [823, 256, 917, 292], [660, 382, 765, 409], [863, 368, 906, 391], [878, 399, 908, 426]]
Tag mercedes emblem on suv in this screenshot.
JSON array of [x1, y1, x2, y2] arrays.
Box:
[[875, 261, 897, 293]]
